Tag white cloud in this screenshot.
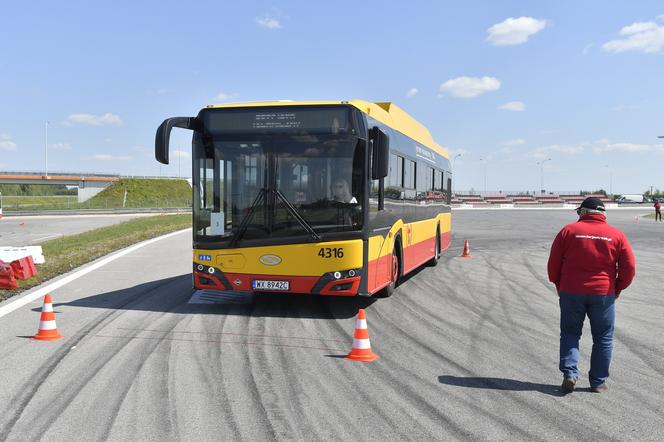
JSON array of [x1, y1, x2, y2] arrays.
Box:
[[214, 91, 238, 101], [529, 139, 664, 158], [439, 76, 500, 98], [530, 144, 585, 159], [49, 142, 71, 150], [86, 154, 132, 161], [602, 20, 664, 53], [65, 113, 123, 126], [0, 134, 16, 151], [405, 87, 418, 98], [621, 22, 659, 34], [611, 104, 640, 111], [499, 101, 526, 112], [255, 15, 281, 29], [173, 150, 190, 158], [501, 138, 526, 146], [487, 17, 547, 46], [593, 142, 664, 154]]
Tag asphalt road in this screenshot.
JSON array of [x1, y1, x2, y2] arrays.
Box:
[[0, 209, 662, 441], [0, 214, 154, 246]]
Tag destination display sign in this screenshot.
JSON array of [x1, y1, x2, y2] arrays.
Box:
[[204, 107, 350, 133]]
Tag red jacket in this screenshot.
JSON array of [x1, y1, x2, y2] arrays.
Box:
[[548, 213, 635, 295], [655, 202, 661, 211]]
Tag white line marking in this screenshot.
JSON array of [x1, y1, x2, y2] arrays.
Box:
[[31, 234, 61, 243], [0, 228, 191, 320]]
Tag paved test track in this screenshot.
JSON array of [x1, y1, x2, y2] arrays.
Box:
[[0, 209, 662, 441], [0, 214, 153, 246]]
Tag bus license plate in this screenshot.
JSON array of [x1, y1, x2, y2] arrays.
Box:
[[252, 280, 290, 291]]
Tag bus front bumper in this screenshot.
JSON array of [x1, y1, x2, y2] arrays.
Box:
[[193, 263, 362, 296]]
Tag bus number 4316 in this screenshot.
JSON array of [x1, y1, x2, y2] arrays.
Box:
[[318, 248, 344, 258]]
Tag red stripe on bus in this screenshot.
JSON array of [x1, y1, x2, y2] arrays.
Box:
[[366, 230, 451, 295]]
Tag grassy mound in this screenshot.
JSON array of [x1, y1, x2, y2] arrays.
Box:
[[86, 178, 192, 208]]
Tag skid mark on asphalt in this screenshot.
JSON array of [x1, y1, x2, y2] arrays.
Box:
[[371, 298, 539, 439], [115, 326, 347, 343], [92, 333, 347, 352], [247, 306, 300, 440], [88, 313, 187, 442], [0, 277, 187, 440], [191, 312, 247, 438]]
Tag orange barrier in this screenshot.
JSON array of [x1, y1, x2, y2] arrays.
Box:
[[10, 256, 37, 279], [346, 309, 379, 362], [0, 260, 18, 289], [33, 294, 63, 341], [461, 240, 472, 258]]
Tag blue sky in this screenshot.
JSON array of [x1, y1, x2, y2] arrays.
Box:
[[1, 1, 663, 194]]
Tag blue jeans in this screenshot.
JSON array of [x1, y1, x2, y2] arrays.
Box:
[[559, 293, 616, 387]]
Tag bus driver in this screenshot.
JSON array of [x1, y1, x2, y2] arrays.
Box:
[[332, 179, 357, 204]]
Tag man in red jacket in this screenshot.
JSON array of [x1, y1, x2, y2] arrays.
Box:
[[655, 200, 662, 222], [548, 197, 635, 393]]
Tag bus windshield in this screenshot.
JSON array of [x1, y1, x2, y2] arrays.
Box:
[[193, 133, 365, 245]]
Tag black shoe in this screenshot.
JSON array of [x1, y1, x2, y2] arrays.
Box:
[[561, 377, 576, 393], [590, 384, 608, 393]]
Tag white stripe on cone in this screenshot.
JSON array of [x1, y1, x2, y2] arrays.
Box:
[[39, 320, 57, 330], [355, 319, 367, 329], [352, 338, 371, 349], [42, 303, 54, 313]]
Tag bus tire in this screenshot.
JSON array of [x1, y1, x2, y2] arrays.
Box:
[[428, 226, 441, 267], [377, 239, 401, 298]]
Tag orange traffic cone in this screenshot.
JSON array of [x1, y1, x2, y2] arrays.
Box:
[[33, 294, 63, 341], [346, 309, 379, 362], [461, 239, 472, 258]]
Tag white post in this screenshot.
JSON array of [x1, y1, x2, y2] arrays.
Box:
[[45, 121, 49, 177], [452, 153, 461, 195]]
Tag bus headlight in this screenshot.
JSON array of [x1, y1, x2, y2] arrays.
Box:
[[334, 271, 341, 279], [197, 264, 204, 271], [208, 267, 215, 274]]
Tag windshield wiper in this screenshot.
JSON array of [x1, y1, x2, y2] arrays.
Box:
[[274, 189, 321, 241], [229, 188, 266, 248]]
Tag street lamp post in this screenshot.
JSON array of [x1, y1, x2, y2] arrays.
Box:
[[604, 164, 612, 196], [479, 157, 487, 195], [536, 158, 552, 194], [452, 153, 462, 194], [45, 121, 49, 177]]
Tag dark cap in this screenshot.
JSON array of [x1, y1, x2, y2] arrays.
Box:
[[576, 197, 605, 211]]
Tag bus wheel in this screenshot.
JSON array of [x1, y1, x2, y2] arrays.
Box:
[[378, 246, 400, 298], [428, 227, 441, 266]]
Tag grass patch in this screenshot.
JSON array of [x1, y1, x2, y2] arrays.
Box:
[[0, 214, 191, 302], [87, 178, 192, 208], [1, 178, 192, 211], [2, 195, 78, 211]]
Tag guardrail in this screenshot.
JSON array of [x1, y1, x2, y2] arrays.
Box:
[[1, 207, 192, 216]]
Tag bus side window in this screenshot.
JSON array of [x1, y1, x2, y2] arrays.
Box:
[[446, 176, 452, 204]]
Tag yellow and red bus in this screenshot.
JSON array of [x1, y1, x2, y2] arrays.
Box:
[[155, 100, 451, 297]]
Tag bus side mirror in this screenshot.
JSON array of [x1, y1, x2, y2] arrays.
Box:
[[370, 127, 389, 180], [155, 117, 200, 164]]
